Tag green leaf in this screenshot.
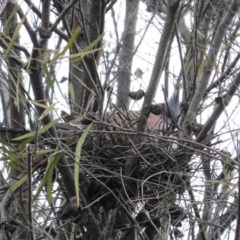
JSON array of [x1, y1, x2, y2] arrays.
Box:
[[14, 78, 21, 111], [51, 33, 103, 63], [69, 34, 103, 63], [0, 138, 13, 147], [10, 174, 28, 192], [33, 151, 61, 203], [74, 123, 92, 207], [13, 117, 62, 141], [81, 33, 103, 54], [69, 83, 75, 104], [43, 64, 54, 92], [27, 100, 49, 109], [51, 27, 81, 62], [46, 159, 56, 204], [36, 149, 57, 155], [18, 137, 36, 148]]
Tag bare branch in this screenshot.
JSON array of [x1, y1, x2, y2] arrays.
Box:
[[138, 1, 180, 132], [185, 0, 239, 124], [196, 71, 240, 142], [116, 0, 140, 109]]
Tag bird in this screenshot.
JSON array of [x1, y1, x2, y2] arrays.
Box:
[[149, 103, 167, 115], [128, 89, 145, 101]]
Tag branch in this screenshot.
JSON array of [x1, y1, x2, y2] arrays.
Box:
[[196, 71, 240, 142], [204, 52, 240, 97], [0, 35, 30, 58], [39, 0, 51, 39], [49, 0, 78, 34], [24, 0, 68, 41], [27, 33, 76, 198], [185, 0, 239, 124], [17, 5, 39, 46], [210, 197, 237, 240], [187, 179, 207, 240], [137, 0, 180, 132], [116, 0, 140, 109]]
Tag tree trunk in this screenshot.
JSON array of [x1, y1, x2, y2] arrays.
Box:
[[2, 2, 24, 128], [116, 0, 139, 110], [69, 0, 105, 114]]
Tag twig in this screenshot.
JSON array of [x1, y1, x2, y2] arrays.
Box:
[[27, 144, 34, 240], [196, 71, 240, 143]]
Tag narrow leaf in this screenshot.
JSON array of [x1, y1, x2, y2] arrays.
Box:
[[4, 18, 23, 58], [10, 174, 27, 191], [69, 48, 101, 63], [81, 34, 103, 54], [69, 83, 75, 103], [39, 102, 57, 120], [36, 149, 57, 155], [33, 152, 61, 203], [43, 64, 54, 91], [46, 161, 55, 204], [13, 117, 62, 141], [74, 123, 92, 207], [51, 26, 81, 62], [14, 78, 20, 111], [27, 100, 49, 109]]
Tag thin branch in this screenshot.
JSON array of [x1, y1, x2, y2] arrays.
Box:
[[49, 0, 78, 34], [204, 51, 240, 97], [196, 70, 240, 142], [116, 0, 140, 109], [106, 0, 118, 12], [27, 145, 34, 240], [24, 0, 68, 41], [78, 1, 104, 96], [16, 5, 39, 47], [137, 0, 180, 132], [0, 35, 30, 58], [187, 179, 207, 240], [185, 0, 239, 123], [211, 197, 237, 240]]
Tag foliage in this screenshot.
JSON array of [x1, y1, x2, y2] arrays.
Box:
[[0, 0, 240, 240]]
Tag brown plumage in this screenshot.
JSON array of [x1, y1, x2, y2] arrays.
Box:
[[69, 108, 168, 133], [102, 109, 167, 134]]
